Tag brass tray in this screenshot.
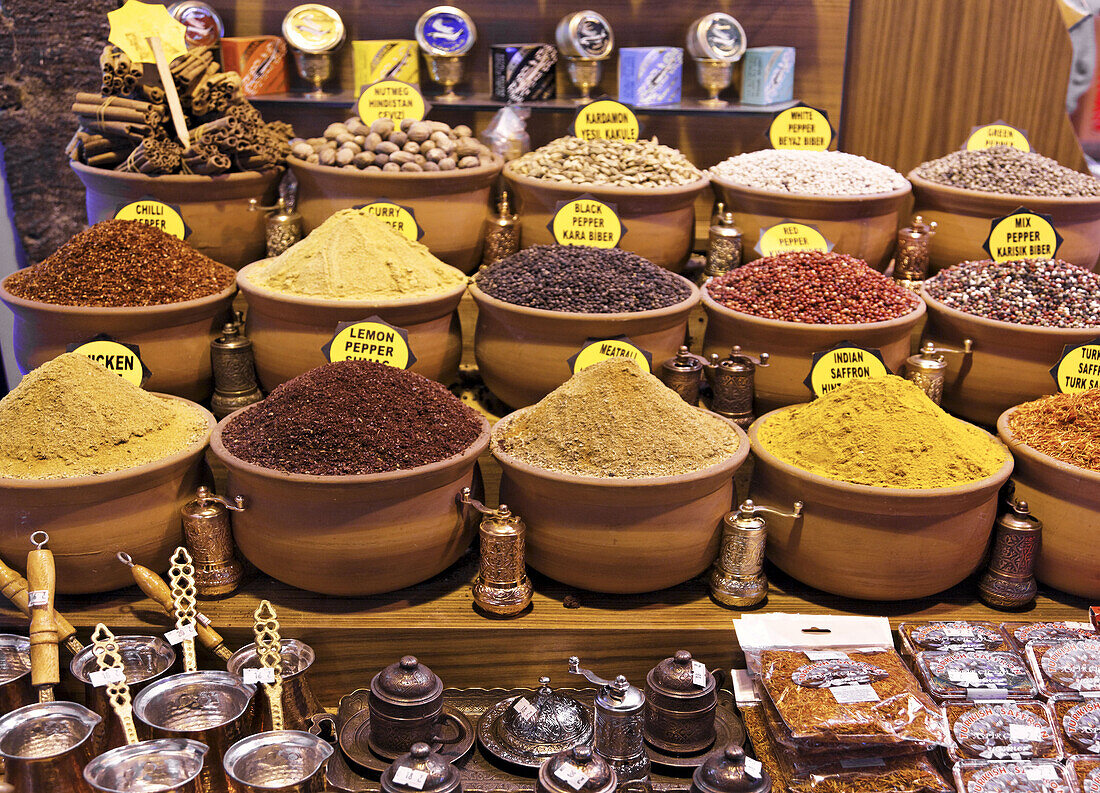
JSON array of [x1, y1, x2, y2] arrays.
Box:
[[314, 686, 745, 793]]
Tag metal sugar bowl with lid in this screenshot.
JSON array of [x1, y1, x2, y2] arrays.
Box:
[[476, 676, 593, 768], [644, 650, 718, 755], [537, 744, 617, 793], [369, 656, 445, 759], [568, 657, 649, 784], [691, 744, 770, 793], [382, 742, 462, 793]]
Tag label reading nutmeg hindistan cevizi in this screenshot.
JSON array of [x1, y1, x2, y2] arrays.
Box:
[[568, 337, 652, 374], [1050, 338, 1100, 393], [805, 344, 890, 398], [114, 199, 187, 239], [551, 197, 623, 247], [768, 105, 833, 150], [357, 79, 426, 125], [963, 122, 1031, 152], [359, 201, 422, 241], [755, 221, 832, 257], [983, 208, 1063, 262], [323, 317, 416, 369], [571, 99, 639, 142], [67, 336, 149, 387]]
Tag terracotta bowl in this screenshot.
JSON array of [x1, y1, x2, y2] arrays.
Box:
[[0, 397, 214, 594], [907, 172, 1100, 272], [0, 280, 236, 402], [209, 410, 490, 596], [70, 162, 279, 269], [701, 288, 926, 411], [492, 408, 750, 593], [237, 262, 467, 390], [289, 155, 503, 273], [469, 279, 700, 409], [748, 409, 1014, 600], [997, 407, 1100, 599], [502, 165, 711, 272], [708, 175, 911, 271], [920, 285, 1100, 426]]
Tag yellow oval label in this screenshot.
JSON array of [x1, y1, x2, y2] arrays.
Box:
[[768, 105, 833, 150], [756, 221, 831, 257], [114, 200, 187, 239], [1051, 340, 1100, 393], [983, 209, 1062, 262], [806, 345, 889, 397], [570, 338, 652, 374], [572, 99, 639, 142], [964, 123, 1031, 152], [326, 320, 414, 368], [70, 340, 145, 386], [362, 201, 421, 241], [356, 79, 426, 125], [551, 198, 623, 248]]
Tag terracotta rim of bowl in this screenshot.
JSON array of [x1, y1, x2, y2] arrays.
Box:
[[289, 152, 504, 180], [700, 286, 925, 332], [237, 259, 470, 309], [748, 406, 1014, 498], [906, 170, 1100, 209], [210, 407, 490, 485], [920, 283, 1100, 336], [490, 406, 749, 488], [70, 160, 283, 186], [502, 163, 711, 197], [0, 395, 214, 490], [468, 277, 700, 321], [997, 405, 1100, 484], [0, 277, 237, 317], [708, 171, 912, 208]]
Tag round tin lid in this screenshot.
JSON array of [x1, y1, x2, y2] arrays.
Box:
[[501, 677, 592, 756], [371, 656, 443, 706], [415, 6, 477, 56], [382, 743, 462, 793], [282, 4, 346, 54], [686, 13, 747, 62], [692, 744, 771, 793], [648, 651, 716, 698], [539, 744, 616, 793], [555, 11, 614, 59], [168, 1, 225, 48]]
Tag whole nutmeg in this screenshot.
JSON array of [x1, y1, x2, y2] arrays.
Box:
[[365, 164, 382, 172], [335, 132, 354, 144], [374, 153, 390, 166], [407, 122, 432, 142], [324, 123, 348, 140], [439, 157, 456, 171], [456, 138, 481, 158], [453, 124, 473, 138], [403, 140, 421, 154], [353, 134, 367, 146], [340, 141, 362, 154], [400, 117, 416, 132], [383, 162, 400, 172], [306, 152, 320, 164], [389, 151, 414, 165], [458, 155, 479, 168], [364, 132, 383, 150], [401, 162, 423, 172], [413, 153, 427, 165], [388, 130, 408, 147], [319, 148, 337, 165], [426, 147, 445, 163], [423, 161, 440, 172], [291, 142, 313, 159], [306, 137, 325, 146], [370, 118, 395, 137], [335, 147, 354, 166], [353, 151, 375, 168], [376, 141, 399, 154], [346, 118, 370, 136]]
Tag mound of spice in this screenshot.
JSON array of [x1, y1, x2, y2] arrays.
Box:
[[706, 252, 919, 323], [758, 376, 1007, 488], [243, 208, 467, 301], [474, 245, 692, 313], [912, 147, 1100, 197], [0, 353, 208, 479], [924, 259, 1100, 327], [3, 220, 236, 307], [1008, 390, 1100, 472], [709, 150, 908, 196], [221, 360, 483, 476], [492, 359, 741, 478], [508, 136, 702, 187]]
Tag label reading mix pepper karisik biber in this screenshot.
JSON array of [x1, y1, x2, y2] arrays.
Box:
[[114, 199, 188, 239], [323, 317, 416, 369], [568, 336, 651, 374], [357, 79, 426, 125], [768, 104, 833, 150], [983, 208, 1063, 262], [805, 344, 890, 398], [1051, 339, 1100, 393], [551, 197, 623, 247], [755, 221, 832, 257], [66, 336, 149, 388]]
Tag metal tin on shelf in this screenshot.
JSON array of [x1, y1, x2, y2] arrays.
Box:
[[168, 1, 225, 48], [416, 6, 477, 56], [282, 4, 346, 54], [555, 11, 614, 60], [686, 13, 746, 62]]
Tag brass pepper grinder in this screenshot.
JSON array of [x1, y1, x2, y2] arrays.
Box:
[[893, 216, 938, 292], [569, 657, 650, 786], [905, 339, 973, 405], [27, 531, 58, 703], [249, 197, 304, 257], [979, 499, 1041, 610], [703, 347, 769, 428], [710, 500, 803, 609], [704, 209, 742, 279], [181, 486, 246, 598], [460, 488, 532, 616], [659, 346, 704, 405], [691, 744, 771, 793], [210, 321, 264, 420], [482, 190, 520, 267]]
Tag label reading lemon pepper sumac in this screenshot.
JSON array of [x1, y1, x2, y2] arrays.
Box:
[[964, 123, 1031, 152], [983, 209, 1063, 261], [357, 79, 427, 125], [805, 344, 890, 397], [1051, 338, 1100, 393], [114, 199, 187, 239], [568, 337, 652, 374], [572, 99, 639, 142], [755, 221, 832, 257], [360, 201, 422, 241], [768, 105, 833, 150], [551, 198, 623, 247], [67, 336, 148, 387], [323, 317, 416, 369]]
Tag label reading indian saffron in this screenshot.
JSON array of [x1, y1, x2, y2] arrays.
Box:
[[551, 197, 624, 248], [1050, 338, 1100, 393], [964, 122, 1032, 152], [358, 201, 423, 241], [768, 104, 833, 150], [323, 317, 416, 370], [755, 220, 833, 257], [114, 198, 188, 239], [983, 208, 1063, 262], [571, 99, 639, 142], [67, 336, 150, 388], [568, 336, 652, 374], [805, 344, 890, 398], [357, 79, 427, 125]]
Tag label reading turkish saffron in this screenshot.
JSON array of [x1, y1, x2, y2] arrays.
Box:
[[1050, 338, 1100, 393], [983, 208, 1063, 261], [551, 197, 623, 247], [805, 344, 890, 398], [572, 99, 639, 142], [323, 317, 416, 370], [67, 336, 149, 388], [568, 336, 652, 374], [357, 79, 426, 125], [755, 221, 832, 257], [114, 199, 188, 239], [359, 201, 423, 241], [964, 122, 1032, 152], [768, 105, 833, 150]]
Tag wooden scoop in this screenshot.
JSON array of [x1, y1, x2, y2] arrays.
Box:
[[0, 555, 82, 655], [27, 532, 57, 703]]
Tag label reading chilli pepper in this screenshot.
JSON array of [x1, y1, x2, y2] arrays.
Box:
[[551, 198, 623, 247], [114, 199, 187, 239]]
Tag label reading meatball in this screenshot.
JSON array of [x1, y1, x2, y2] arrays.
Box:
[[568, 336, 652, 374]]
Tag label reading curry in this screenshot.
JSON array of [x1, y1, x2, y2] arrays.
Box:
[[357, 79, 426, 125], [360, 201, 422, 241], [550, 197, 623, 247], [572, 99, 639, 142], [568, 336, 652, 374], [1050, 338, 1100, 393], [964, 122, 1031, 152], [755, 221, 832, 257], [323, 317, 416, 369], [114, 199, 187, 239], [805, 343, 889, 397], [768, 105, 833, 150], [983, 208, 1063, 261], [67, 336, 148, 387]]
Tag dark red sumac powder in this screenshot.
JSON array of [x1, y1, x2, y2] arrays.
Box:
[[221, 361, 483, 475]]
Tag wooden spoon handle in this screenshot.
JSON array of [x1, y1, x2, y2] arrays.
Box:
[[0, 559, 81, 653], [27, 535, 58, 694]]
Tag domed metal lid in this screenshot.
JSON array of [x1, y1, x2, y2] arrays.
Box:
[[501, 677, 592, 757], [648, 651, 715, 697], [382, 742, 462, 793], [372, 657, 443, 707], [540, 744, 616, 793], [693, 744, 770, 793]]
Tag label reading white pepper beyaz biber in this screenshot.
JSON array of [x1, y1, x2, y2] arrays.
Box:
[[323, 317, 416, 370], [768, 104, 833, 151]]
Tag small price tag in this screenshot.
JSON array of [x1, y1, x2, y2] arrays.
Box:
[[554, 762, 590, 791], [983, 208, 1062, 262], [551, 196, 624, 248], [743, 757, 763, 778], [27, 590, 49, 606], [1008, 723, 1043, 742], [768, 104, 834, 150], [89, 668, 127, 687], [839, 757, 886, 769], [196, 612, 212, 627], [1023, 764, 1059, 781], [164, 624, 198, 645], [393, 766, 430, 790], [691, 660, 708, 687], [242, 667, 277, 685], [804, 650, 850, 661], [513, 697, 538, 722], [829, 684, 879, 703]]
